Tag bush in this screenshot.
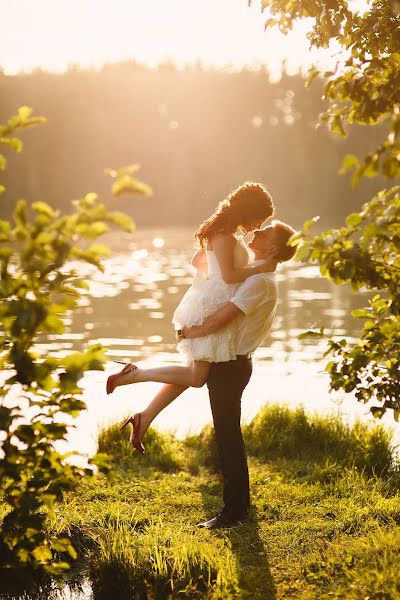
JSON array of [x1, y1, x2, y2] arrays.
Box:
[[243, 404, 395, 476]]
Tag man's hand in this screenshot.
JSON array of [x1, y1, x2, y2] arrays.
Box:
[[175, 328, 185, 343], [174, 303, 243, 342], [175, 326, 192, 342]]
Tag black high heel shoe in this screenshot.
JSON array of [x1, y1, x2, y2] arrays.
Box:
[[120, 413, 145, 455]]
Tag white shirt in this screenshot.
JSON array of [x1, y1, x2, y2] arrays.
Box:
[[230, 267, 278, 356]]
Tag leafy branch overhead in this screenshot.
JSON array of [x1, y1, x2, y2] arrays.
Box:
[[291, 187, 400, 418], [0, 108, 151, 574], [257, 1, 400, 418], [260, 0, 400, 181]]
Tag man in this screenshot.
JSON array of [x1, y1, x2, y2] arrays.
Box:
[[113, 220, 296, 528], [180, 220, 296, 528]]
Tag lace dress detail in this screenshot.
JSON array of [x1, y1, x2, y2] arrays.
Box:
[[172, 237, 249, 363]]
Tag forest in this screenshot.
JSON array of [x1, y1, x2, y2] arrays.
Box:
[[0, 60, 386, 230]]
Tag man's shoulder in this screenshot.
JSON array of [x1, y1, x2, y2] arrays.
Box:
[[237, 271, 277, 290], [231, 272, 277, 314]]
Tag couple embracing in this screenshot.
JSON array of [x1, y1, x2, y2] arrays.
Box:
[[106, 182, 296, 529]]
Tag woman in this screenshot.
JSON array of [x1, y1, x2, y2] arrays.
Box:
[[106, 182, 275, 452]]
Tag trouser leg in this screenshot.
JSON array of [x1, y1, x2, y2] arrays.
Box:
[[207, 358, 252, 519]]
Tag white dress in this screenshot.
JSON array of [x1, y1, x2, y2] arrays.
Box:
[[172, 237, 249, 363]]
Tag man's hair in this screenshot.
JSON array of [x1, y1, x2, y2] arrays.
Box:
[[270, 220, 297, 262]]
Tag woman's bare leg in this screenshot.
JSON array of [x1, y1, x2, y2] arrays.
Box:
[[137, 383, 188, 442], [108, 360, 210, 391]]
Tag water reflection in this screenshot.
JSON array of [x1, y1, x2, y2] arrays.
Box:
[[33, 228, 367, 364], [29, 228, 399, 455]]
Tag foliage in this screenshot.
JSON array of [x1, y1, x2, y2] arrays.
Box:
[[243, 403, 394, 476], [261, 0, 400, 181], [0, 108, 151, 574], [259, 1, 400, 418], [294, 187, 400, 417]]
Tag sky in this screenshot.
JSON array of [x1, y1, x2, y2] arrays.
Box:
[[0, 0, 341, 78]]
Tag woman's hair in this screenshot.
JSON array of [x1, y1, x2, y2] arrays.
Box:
[[271, 220, 297, 262], [194, 182, 274, 249]]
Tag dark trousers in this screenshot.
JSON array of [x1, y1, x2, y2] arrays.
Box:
[[207, 357, 253, 520]]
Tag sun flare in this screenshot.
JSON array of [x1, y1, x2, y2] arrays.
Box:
[[0, 0, 337, 76]]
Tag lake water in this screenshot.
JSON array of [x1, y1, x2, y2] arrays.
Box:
[[30, 227, 400, 458]]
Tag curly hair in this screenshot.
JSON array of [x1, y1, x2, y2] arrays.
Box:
[[194, 182, 274, 249]]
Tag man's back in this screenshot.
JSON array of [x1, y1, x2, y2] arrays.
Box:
[[230, 272, 278, 355]]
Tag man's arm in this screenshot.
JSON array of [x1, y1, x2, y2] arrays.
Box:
[[181, 302, 244, 339]]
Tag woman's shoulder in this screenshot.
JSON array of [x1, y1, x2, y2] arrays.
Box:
[[208, 232, 236, 250]]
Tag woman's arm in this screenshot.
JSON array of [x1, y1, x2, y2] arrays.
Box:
[[191, 250, 208, 274], [211, 234, 268, 284]]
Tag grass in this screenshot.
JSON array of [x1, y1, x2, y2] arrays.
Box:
[[1, 404, 400, 599]]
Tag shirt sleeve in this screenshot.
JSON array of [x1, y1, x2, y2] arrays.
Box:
[[230, 275, 276, 315]]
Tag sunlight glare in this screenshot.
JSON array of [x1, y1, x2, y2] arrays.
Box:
[[0, 0, 340, 75], [152, 237, 165, 249]]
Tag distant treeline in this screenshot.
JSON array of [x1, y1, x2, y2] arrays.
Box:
[[0, 61, 385, 229]]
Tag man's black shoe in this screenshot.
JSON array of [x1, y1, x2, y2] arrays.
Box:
[[196, 512, 247, 529]]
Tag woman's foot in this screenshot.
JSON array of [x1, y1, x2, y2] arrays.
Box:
[[120, 413, 145, 454], [106, 363, 137, 395]]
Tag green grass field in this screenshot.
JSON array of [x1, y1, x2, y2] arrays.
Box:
[[1, 404, 400, 599]]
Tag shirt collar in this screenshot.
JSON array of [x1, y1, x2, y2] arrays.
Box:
[[251, 259, 277, 275]]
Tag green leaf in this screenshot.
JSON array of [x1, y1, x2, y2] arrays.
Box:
[[297, 330, 325, 340], [111, 174, 152, 198], [382, 157, 400, 178], [67, 544, 77, 560], [75, 221, 109, 238], [0, 136, 23, 152], [108, 211, 135, 233], [288, 231, 303, 246], [306, 65, 319, 87], [339, 154, 359, 175], [331, 116, 346, 137], [391, 53, 400, 66], [370, 406, 385, 419], [18, 106, 33, 121], [351, 308, 371, 318], [32, 545, 53, 562], [0, 154, 6, 171], [345, 212, 363, 227], [303, 216, 320, 232], [32, 201, 57, 218], [45, 562, 71, 575], [295, 242, 311, 261], [17, 549, 30, 562], [106, 163, 141, 178], [83, 192, 98, 205], [43, 314, 65, 334]]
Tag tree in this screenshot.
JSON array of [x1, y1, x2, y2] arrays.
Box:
[[0, 108, 151, 574], [259, 0, 400, 418]]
